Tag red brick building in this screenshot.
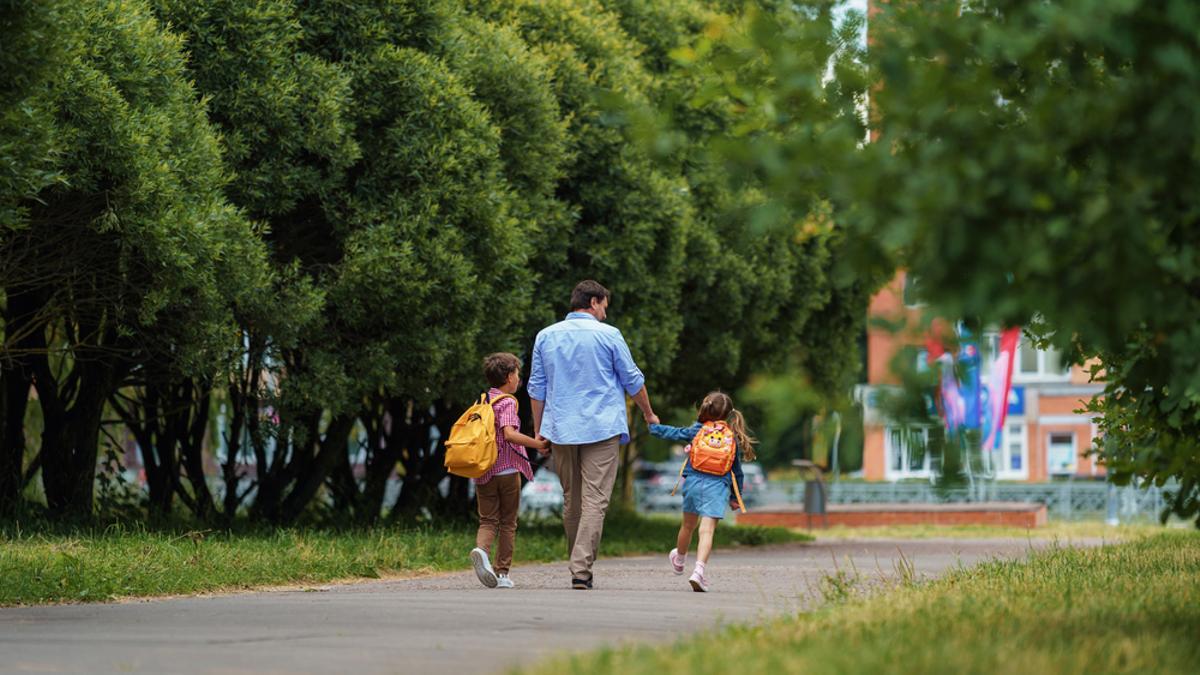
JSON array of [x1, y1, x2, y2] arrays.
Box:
[[857, 272, 1105, 482]]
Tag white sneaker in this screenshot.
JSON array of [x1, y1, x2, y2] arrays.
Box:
[[689, 568, 709, 592], [470, 547, 498, 588], [669, 548, 685, 575], [496, 574, 514, 589]]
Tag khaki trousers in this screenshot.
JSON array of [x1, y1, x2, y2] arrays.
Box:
[[475, 473, 522, 574], [551, 436, 620, 581]]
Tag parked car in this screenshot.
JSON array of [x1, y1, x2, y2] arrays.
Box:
[[640, 461, 768, 512], [520, 467, 563, 515], [740, 463, 767, 507], [633, 460, 677, 492], [633, 460, 680, 512]]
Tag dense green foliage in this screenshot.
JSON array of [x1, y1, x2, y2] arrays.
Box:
[[1, 0, 271, 516], [0, 0, 866, 522], [524, 531, 1200, 675], [680, 0, 1200, 523], [0, 512, 806, 605], [846, 0, 1200, 523]]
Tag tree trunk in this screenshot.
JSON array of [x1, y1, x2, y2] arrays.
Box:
[[0, 364, 31, 513], [1, 289, 39, 513], [221, 387, 247, 521], [616, 400, 639, 509], [34, 321, 122, 518], [144, 384, 179, 516], [178, 381, 216, 521], [360, 397, 403, 524], [277, 414, 355, 524], [327, 441, 361, 517], [390, 401, 434, 519]]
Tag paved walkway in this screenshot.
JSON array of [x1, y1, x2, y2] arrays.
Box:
[[0, 538, 1085, 674]]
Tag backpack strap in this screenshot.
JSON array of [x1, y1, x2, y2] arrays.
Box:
[[669, 456, 687, 496], [730, 473, 746, 513], [485, 392, 518, 411]]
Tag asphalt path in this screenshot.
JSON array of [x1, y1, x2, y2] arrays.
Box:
[[0, 537, 1088, 674]]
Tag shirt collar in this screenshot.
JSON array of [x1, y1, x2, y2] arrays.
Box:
[[565, 311, 598, 321]]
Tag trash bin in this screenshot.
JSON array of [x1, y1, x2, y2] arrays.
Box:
[[804, 479, 827, 515], [792, 459, 829, 529]]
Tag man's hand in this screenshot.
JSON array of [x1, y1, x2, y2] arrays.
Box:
[[536, 434, 551, 456], [644, 412, 660, 426]]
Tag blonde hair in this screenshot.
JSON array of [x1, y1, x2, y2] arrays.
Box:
[[697, 391, 757, 462]]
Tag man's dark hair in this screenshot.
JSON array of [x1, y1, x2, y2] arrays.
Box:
[[483, 352, 522, 388], [570, 279, 611, 311]]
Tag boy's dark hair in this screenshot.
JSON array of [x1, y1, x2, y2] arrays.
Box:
[[483, 352, 522, 388], [570, 279, 611, 311]]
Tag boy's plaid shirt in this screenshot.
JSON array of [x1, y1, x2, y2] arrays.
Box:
[[474, 388, 533, 485]]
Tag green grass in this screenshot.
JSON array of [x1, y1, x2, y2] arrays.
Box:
[[806, 520, 1165, 542], [522, 530, 1200, 675], [0, 511, 807, 606]]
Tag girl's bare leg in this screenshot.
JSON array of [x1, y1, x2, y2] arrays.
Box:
[[676, 512, 699, 556], [696, 516, 718, 564]]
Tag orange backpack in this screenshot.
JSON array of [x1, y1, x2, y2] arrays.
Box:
[[671, 420, 746, 513]]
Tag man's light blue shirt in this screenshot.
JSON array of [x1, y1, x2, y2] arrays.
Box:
[[527, 312, 646, 445]]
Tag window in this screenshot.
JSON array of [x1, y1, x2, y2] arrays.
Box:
[[885, 426, 932, 479], [1006, 423, 1025, 472], [985, 421, 1027, 479], [1047, 432, 1077, 475], [1014, 339, 1070, 381]]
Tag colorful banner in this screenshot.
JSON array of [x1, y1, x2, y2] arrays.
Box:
[[981, 327, 1021, 450], [957, 328, 983, 430], [929, 325, 1020, 444]]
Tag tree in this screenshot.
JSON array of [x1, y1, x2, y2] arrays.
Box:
[[842, 0, 1200, 523], [706, 0, 1200, 523], [1, 0, 70, 512], [0, 0, 270, 516], [142, 0, 354, 520]]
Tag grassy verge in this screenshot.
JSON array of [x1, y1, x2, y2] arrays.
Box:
[[522, 530, 1200, 675], [806, 520, 1165, 541], [0, 511, 807, 606]]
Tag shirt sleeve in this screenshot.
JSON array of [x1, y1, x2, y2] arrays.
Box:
[[493, 396, 520, 430], [648, 422, 702, 443], [609, 331, 646, 396], [527, 333, 547, 401]]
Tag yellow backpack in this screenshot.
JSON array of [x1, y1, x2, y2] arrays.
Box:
[[444, 392, 516, 478]]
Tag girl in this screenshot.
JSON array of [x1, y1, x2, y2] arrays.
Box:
[[649, 391, 757, 592]]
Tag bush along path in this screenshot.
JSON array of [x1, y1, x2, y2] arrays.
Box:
[[0, 513, 806, 606], [523, 530, 1200, 675]]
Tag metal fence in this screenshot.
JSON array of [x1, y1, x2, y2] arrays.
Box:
[[774, 480, 1172, 522]]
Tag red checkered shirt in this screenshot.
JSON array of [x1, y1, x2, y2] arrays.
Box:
[[474, 388, 533, 485]]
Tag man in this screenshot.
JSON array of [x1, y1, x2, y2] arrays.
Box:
[[527, 280, 659, 589]]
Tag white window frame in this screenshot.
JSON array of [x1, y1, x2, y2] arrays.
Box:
[[1012, 338, 1071, 383], [884, 425, 933, 480], [1047, 431, 1078, 476], [993, 420, 1028, 480]]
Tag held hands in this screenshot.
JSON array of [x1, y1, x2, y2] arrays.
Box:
[[644, 411, 660, 426], [535, 434, 551, 455]]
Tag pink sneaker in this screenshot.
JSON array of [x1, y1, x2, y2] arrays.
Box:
[[689, 568, 709, 592], [668, 548, 685, 575]]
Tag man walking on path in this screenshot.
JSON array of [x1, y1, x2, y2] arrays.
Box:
[[528, 280, 659, 589]]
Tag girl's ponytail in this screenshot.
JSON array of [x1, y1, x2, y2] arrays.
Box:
[[728, 408, 757, 462]]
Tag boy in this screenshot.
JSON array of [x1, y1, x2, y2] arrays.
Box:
[[469, 352, 548, 588]]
